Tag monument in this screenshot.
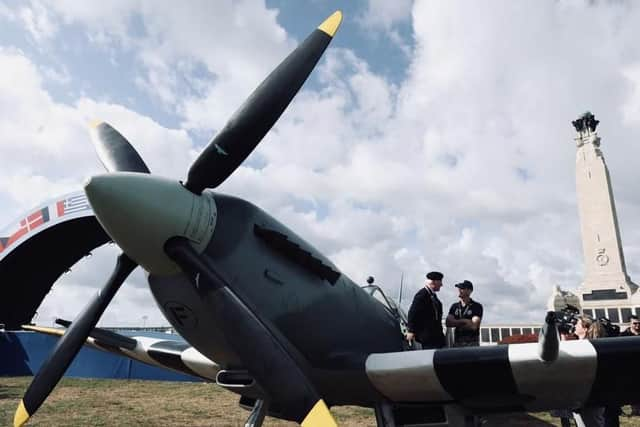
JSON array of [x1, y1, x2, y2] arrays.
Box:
[[548, 112, 638, 324]]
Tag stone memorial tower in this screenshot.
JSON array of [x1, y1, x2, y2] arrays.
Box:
[[570, 112, 638, 322]]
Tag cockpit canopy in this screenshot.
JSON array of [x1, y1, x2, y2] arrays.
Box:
[[361, 284, 407, 324]]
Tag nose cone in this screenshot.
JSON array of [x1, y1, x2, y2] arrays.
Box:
[[85, 173, 217, 275]]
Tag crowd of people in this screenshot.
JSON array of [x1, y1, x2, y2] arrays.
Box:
[[556, 314, 639, 427], [403, 271, 640, 427]]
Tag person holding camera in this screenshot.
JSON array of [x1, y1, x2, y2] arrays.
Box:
[[406, 271, 445, 349], [445, 280, 483, 347]]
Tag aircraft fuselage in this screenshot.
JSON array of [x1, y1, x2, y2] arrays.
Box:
[[148, 193, 404, 406]]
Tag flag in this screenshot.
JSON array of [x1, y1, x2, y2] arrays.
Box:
[[56, 194, 90, 216], [0, 207, 49, 254]]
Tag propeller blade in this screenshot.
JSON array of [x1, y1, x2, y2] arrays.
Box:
[[184, 10, 342, 193], [14, 253, 136, 427], [89, 121, 150, 173], [164, 237, 337, 426]]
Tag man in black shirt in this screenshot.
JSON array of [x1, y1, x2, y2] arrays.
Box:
[[406, 271, 445, 349], [446, 280, 483, 347], [621, 315, 640, 337]]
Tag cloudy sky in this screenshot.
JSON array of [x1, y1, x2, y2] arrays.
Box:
[[2, 0, 640, 327]]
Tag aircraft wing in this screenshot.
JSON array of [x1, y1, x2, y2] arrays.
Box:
[[22, 324, 220, 382], [366, 337, 640, 412]]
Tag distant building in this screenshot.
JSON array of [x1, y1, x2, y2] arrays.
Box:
[[477, 324, 541, 345], [548, 285, 581, 312]]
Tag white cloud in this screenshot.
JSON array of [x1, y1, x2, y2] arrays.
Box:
[[621, 63, 640, 125], [3, 1, 640, 329], [358, 0, 413, 32], [18, 1, 58, 42], [357, 1, 414, 59], [39, 63, 70, 85], [35, 0, 294, 133], [0, 48, 92, 218], [0, 47, 200, 325]]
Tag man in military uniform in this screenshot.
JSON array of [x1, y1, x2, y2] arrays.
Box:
[[446, 280, 483, 347], [405, 271, 445, 349]]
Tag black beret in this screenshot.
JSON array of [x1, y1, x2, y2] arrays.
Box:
[[455, 280, 473, 290], [426, 271, 443, 280]]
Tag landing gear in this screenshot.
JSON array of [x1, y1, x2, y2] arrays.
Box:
[[244, 399, 267, 427], [375, 401, 455, 426], [374, 402, 397, 426], [374, 402, 482, 426]]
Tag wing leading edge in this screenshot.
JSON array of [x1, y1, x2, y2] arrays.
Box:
[[22, 325, 220, 381]]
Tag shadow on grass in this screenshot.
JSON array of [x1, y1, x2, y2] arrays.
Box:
[[0, 386, 21, 400], [485, 412, 557, 426]]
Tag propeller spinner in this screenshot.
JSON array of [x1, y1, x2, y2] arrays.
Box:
[[14, 124, 147, 427]]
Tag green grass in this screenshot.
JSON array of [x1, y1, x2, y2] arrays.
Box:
[[2, 377, 640, 426]]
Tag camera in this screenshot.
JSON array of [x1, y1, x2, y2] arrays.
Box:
[[556, 304, 580, 335], [597, 317, 620, 337], [555, 304, 620, 337]]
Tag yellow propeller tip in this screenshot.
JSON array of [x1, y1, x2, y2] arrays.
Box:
[[318, 10, 343, 37], [89, 120, 104, 129], [21, 325, 65, 336], [14, 400, 30, 427], [301, 399, 337, 427]]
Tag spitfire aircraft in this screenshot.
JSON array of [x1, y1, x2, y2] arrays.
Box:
[[8, 10, 640, 427]]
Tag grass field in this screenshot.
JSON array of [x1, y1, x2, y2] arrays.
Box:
[[2, 377, 640, 426]]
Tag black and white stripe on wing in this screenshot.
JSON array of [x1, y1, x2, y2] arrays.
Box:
[[147, 340, 201, 379], [366, 337, 640, 412], [435, 346, 525, 411], [586, 337, 640, 406]]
